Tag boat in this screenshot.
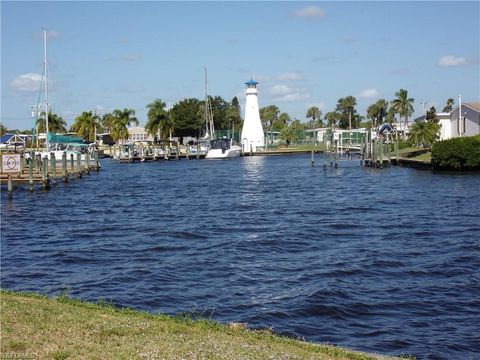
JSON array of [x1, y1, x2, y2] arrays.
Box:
[[205, 138, 241, 159], [28, 29, 100, 167], [202, 68, 241, 160]]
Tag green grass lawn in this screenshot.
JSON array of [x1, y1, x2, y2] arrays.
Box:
[[0, 291, 398, 360]]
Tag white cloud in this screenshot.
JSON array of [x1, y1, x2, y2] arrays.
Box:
[[10, 73, 42, 92], [277, 72, 303, 81], [293, 6, 325, 18], [438, 55, 467, 67], [270, 84, 310, 102], [358, 88, 379, 99]]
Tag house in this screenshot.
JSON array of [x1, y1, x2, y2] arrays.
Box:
[[414, 102, 480, 140], [414, 112, 452, 140], [127, 126, 154, 143], [451, 102, 480, 138], [0, 133, 27, 151]]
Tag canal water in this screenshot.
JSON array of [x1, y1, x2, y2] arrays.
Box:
[[1, 155, 479, 359]]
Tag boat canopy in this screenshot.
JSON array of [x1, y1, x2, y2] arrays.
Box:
[[209, 138, 231, 151], [48, 133, 83, 144]]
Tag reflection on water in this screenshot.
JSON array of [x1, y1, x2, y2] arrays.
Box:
[[1, 155, 480, 359]]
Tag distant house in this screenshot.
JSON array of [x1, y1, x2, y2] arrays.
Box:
[[451, 102, 480, 138], [127, 126, 154, 143], [414, 112, 452, 140], [0, 133, 26, 150], [414, 102, 479, 140]]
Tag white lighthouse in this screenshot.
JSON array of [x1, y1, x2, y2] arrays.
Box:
[[241, 79, 264, 153]]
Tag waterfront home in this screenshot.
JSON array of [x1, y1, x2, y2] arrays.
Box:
[[127, 126, 154, 143], [0, 133, 27, 151], [414, 112, 452, 140], [451, 102, 480, 138], [414, 102, 480, 139]]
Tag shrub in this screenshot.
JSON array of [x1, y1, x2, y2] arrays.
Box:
[[432, 135, 480, 170]]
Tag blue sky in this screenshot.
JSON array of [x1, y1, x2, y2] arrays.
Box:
[[1, 1, 479, 130]]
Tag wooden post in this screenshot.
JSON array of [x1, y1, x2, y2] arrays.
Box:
[[62, 152, 68, 182], [250, 144, 253, 157], [176, 144, 179, 160], [334, 140, 338, 168], [394, 140, 399, 165], [311, 150, 315, 166], [196, 143, 200, 159], [36, 153, 42, 172], [29, 158, 34, 191], [50, 153, 57, 185], [94, 151, 99, 171], [42, 156, 49, 189], [86, 151, 91, 174], [7, 174, 13, 199], [379, 141, 384, 168], [70, 153, 75, 172], [76, 152, 82, 178]]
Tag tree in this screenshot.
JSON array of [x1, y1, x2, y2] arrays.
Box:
[[109, 108, 138, 143], [385, 105, 397, 124], [366, 99, 388, 128], [306, 106, 323, 128], [36, 111, 67, 134], [335, 96, 359, 129], [259, 105, 280, 128], [226, 96, 243, 131], [425, 106, 439, 123], [168, 98, 202, 139], [71, 111, 102, 142], [324, 111, 340, 128], [0, 124, 7, 136], [391, 89, 414, 139], [408, 121, 440, 150], [276, 112, 291, 130], [146, 99, 169, 141], [208, 95, 230, 130], [442, 98, 455, 113], [279, 126, 298, 147]]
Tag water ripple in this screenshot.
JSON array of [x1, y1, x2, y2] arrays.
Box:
[[2, 155, 480, 359]]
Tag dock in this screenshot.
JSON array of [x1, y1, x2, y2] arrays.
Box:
[[1, 151, 101, 198]]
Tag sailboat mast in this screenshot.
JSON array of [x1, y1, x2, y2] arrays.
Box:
[[204, 67, 208, 138], [43, 28, 49, 149]]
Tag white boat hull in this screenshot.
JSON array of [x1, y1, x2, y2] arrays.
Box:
[[205, 146, 241, 159]]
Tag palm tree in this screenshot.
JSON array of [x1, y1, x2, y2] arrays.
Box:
[[442, 98, 455, 113], [306, 106, 322, 144], [336, 96, 357, 130], [71, 111, 102, 142], [408, 121, 440, 150], [36, 111, 67, 134], [324, 111, 340, 128], [109, 108, 138, 143], [391, 89, 414, 140], [145, 99, 168, 142], [366, 99, 388, 128]]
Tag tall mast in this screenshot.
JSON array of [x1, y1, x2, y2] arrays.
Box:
[[204, 67, 215, 139], [204, 67, 208, 138], [43, 28, 49, 149]]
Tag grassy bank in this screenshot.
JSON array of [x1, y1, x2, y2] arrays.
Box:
[[0, 291, 396, 360]]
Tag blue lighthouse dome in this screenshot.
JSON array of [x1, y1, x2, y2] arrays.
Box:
[[245, 79, 258, 87]]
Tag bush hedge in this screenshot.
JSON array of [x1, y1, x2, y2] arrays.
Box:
[[431, 135, 480, 170]]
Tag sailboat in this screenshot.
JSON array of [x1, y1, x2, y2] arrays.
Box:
[[29, 28, 98, 166], [204, 68, 241, 159]]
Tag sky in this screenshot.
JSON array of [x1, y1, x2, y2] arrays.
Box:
[[1, 1, 479, 130]]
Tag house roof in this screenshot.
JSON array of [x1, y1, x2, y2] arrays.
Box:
[[0, 133, 25, 145], [464, 102, 480, 112]]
